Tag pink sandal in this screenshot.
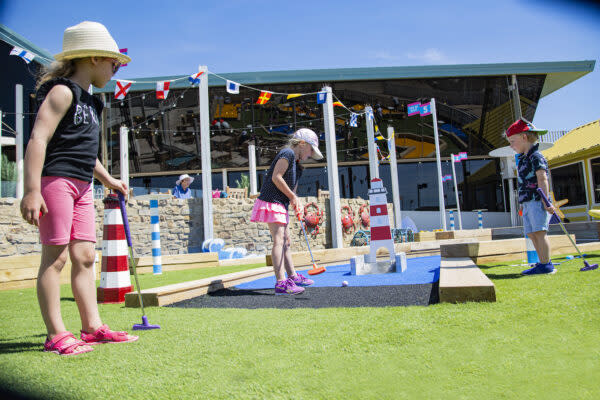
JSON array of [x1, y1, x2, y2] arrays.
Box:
[[80, 324, 139, 345], [44, 331, 94, 356]]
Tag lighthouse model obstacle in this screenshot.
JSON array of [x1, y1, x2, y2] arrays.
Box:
[[350, 178, 407, 275]]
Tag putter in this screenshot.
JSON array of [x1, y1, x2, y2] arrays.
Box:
[[537, 188, 598, 272], [295, 207, 325, 275], [117, 192, 161, 329]]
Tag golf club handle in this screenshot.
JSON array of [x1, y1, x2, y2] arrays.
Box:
[[536, 188, 552, 208], [117, 192, 133, 247]]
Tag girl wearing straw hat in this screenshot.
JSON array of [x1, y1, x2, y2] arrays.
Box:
[[20, 21, 138, 356]]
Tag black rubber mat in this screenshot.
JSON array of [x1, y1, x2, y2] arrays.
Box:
[[167, 282, 439, 309]]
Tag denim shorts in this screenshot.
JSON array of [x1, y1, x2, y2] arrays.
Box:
[[522, 199, 551, 235]]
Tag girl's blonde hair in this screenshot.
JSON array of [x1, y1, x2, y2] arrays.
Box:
[[286, 138, 304, 148], [36, 59, 77, 90]]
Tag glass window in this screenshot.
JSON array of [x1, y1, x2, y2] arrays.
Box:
[[590, 157, 600, 204], [550, 163, 587, 206]]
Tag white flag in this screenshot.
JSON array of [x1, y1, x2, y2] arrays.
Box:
[[226, 80, 240, 94], [10, 46, 35, 63]]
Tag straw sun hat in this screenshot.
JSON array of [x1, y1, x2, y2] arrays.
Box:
[[54, 21, 131, 64]]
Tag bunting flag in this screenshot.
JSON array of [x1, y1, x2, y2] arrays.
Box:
[[366, 108, 374, 120], [442, 174, 452, 182], [226, 80, 240, 94], [9, 46, 35, 63], [407, 102, 421, 116], [333, 101, 343, 107], [286, 93, 302, 100], [256, 91, 272, 105], [459, 151, 468, 160], [156, 81, 170, 99], [114, 80, 133, 99], [119, 48, 128, 66], [452, 154, 461, 162], [419, 102, 432, 116], [316, 92, 327, 104], [188, 72, 204, 85], [349, 113, 358, 127]]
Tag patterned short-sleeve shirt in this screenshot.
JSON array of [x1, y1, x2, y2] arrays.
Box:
[[258, 148, 301, 208], [517, 143, 549, 203]]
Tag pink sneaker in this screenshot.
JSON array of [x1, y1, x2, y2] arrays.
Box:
[[291, 273, 314, 287], [275, 278, 305, 295]]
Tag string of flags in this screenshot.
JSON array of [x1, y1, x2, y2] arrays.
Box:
[[407, 101, 431, 117], [9, 46, 35, 64], [452, 152, 468, 162]]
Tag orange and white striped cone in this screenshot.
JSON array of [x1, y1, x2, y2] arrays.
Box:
[[97, 194, 133, 303]]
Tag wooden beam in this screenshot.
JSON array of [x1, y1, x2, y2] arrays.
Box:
[[439, 257, 496, 303]]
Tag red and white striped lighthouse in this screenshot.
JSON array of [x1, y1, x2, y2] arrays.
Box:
[[365, 178, 396, 264], [97, 194, 133, 303]]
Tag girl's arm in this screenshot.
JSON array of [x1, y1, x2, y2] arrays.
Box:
[[93, 159, 128, 195], [536, 169, 555, 214], [272, 158, 300, 210], [20, 85, 72, 226]]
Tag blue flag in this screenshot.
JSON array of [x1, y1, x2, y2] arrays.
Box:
[[349, 113, 358, 127], [316, 92, 327, 104]]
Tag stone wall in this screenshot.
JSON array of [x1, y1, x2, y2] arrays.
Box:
[[0, 196, 393, 257]]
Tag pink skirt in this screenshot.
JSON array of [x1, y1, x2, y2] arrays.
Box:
[[250, 199, 289, 225]]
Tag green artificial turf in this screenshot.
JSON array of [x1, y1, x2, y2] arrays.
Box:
[[0, 252, 599, 399]]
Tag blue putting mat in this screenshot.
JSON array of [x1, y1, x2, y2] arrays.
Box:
[[236, 255, 440, 289]]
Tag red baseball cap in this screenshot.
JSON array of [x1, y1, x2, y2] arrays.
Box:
[[505, 118, 548, 137]]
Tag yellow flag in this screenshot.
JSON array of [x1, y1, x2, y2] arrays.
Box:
[[286, 93, 303, 100]]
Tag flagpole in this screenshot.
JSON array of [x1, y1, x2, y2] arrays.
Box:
[[450, 154, 463, 230], [322, 86, 343, 248], [431, 98, 446, 230], [248, 141, 257, 195], [15, 84, 24, 200], [387, 126, 402, 229], [119, 126, 129, 191], [198, 65, 213, 241], [0, 109, 3, 198], [365, 106, 378, 180]]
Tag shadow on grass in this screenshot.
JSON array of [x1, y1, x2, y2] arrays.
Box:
[[0, 341, 43, 354], [60, 297, 75, 302], [485, 273, 524, 280]]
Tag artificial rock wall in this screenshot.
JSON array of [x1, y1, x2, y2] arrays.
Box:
[[0, 196, 392, 257]]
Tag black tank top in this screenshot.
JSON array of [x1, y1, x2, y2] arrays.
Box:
[[36, 77, 103, 183]]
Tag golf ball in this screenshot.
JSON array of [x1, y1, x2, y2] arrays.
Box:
[[342, 280, 348, 287]]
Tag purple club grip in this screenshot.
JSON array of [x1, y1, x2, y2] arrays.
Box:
[[536, 188, 551, 207], [117, 192, 133, 247]]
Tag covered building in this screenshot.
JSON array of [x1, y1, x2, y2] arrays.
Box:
[[542, 119, 600, 221], [1, 23, 596, 218]]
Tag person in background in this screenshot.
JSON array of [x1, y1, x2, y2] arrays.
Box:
[[173, 174, 194, 199]]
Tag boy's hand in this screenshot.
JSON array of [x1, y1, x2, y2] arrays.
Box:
[[20, 191, 48, 226]]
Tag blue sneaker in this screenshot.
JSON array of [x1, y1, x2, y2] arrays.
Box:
[[521, 262, 556, 275]]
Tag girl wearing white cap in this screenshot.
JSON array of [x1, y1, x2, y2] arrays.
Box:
[[250, 128, 323, 295], [20, 21, 137, 356]]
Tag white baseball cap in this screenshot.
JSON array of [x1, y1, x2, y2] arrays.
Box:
[[293, 128, 323, 160]]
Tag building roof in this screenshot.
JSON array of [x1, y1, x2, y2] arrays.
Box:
[[92, 60, 595, 96], [0, 24, 54, 65], [542, 119, 600, 165]]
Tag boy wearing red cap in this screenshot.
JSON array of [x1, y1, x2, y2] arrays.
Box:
[[505, 118, 557, 275]]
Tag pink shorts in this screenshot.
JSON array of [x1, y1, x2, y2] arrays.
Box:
[[250, 199, 289, 225], [39, 176, 96, 245]]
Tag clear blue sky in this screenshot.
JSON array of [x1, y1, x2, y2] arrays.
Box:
[[2, 0, 598, 131]]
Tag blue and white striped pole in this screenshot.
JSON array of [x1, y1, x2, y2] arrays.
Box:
[[150, 199, 162, 274], [449, 210, 455, 231], [478, 210, 483, 229]]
